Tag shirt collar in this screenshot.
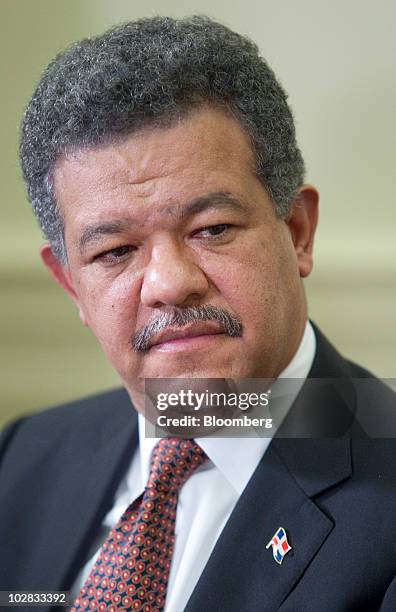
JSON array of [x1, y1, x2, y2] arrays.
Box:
[[137, 320, 316, 495]]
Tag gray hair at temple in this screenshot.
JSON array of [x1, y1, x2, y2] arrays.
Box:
[[19, 15, 305, 264]]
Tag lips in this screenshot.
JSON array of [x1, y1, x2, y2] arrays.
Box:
[[149, 323, 225, 349]]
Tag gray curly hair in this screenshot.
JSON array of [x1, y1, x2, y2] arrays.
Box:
[[19, 15, 305, 263]]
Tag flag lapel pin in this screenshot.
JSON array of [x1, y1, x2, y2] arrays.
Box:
[[266, 527, 292, 564]]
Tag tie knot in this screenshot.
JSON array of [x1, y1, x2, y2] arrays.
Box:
[[148, 438, 207, 493]]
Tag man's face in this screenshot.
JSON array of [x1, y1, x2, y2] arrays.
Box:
[[45, 107, 317, 406]]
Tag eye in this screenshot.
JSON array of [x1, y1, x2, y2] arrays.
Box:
[[93, 245, 135, 264], [194, 224, 233, 240]]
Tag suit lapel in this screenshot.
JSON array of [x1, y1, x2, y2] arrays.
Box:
[[186, 327, 354, 611], [28, 391, 138, 592], [185, 438, 351, 612]]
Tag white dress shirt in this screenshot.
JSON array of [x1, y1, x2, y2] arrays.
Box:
[[71, 321, 316, 610]]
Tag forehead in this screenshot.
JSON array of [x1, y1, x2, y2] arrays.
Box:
[[53, 107, 262, 235]]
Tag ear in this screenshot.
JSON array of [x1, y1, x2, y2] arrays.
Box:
[[40, 244, 88, 326], [285, 185, 319, 278]]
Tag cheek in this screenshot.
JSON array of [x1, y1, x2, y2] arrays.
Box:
[[206, 246, 281, 312], [205, 240, 296, 337], [75, 272, 141, 351], [224, 263, 278, 323]]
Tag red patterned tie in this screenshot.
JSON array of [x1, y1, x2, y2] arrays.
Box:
[[71, 438, 207, 612]]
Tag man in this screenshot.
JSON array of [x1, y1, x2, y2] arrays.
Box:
[[0, 15, 395, 612]]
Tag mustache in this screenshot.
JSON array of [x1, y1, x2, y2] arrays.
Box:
[[132, 305, 243, 352]]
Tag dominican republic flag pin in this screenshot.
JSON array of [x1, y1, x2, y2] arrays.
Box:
[[266, 527, 292, 564]]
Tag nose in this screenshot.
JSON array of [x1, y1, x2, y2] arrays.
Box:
[[140, 237, 209, 308]]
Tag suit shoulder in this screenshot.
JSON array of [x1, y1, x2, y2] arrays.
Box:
[[346, 364, 396, 476], [0, 387, 133, 459], [29, 386, 131, 423]]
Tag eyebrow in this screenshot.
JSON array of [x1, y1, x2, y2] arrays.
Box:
[[78, 191, 248, 253], [79, 220, 132, 253], [180, 192, 248, 219]]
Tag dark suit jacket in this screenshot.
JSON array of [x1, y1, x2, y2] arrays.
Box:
[[1, 326, 395, 611]]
